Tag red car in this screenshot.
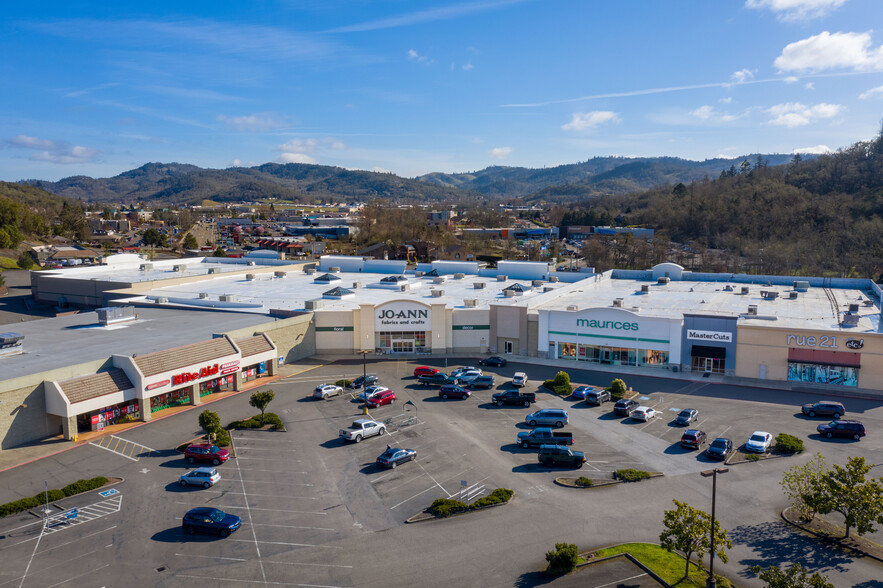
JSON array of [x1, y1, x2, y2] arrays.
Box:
[[366, 390, 396, 408], [184, 444, 230, 465], [413, 366, 440, 378]]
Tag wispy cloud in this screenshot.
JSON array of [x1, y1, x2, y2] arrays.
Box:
[[488, 146, 512, 159], [93, 99, 212, 128], [326, 0, 530, 33], [217, 113, 289, 132], [690, 105, 737, 122], [767, 102, 843, 126], [729, 68, 755, 84], [859, 84, 883, 99], [6, 135, 100, 164], [793, 144, 832, 154], [745, 0, 847, 22], [562, 111, 619, 131], [144, 85, 245, 102], [276, 137, 345, 164], [63, 82, 120, 98], [774, 31, 883, 72], [407, 49, 434, 65]]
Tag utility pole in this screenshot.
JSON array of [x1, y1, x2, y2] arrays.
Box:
[[357, 349, 370, 415], [700, 467, 728, 588]]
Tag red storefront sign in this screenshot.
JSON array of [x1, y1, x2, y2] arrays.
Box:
[[91, 414, 100, 425], [146, 379, 170, 391], [221, 361, 240, 370], [172, 364, 220, 386]]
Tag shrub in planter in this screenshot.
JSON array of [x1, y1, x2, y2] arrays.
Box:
[[429, 498, 469, 517], [608, 379, 627, 400], [615, 469, 651, 482], [472, 488, 514, 508], [335, 379, 351, 388], [746, 453, 761, 461], [214, 429, 231, 447], [543, 371, 573, 396], [775, 433, 804, 454], [575, 476, 594, 487], [545, 542, 579, 576]]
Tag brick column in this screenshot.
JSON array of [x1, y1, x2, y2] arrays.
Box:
[[62, 415, 77, 441], [233, 370, 244, 391], [190, 383, 201, 405]]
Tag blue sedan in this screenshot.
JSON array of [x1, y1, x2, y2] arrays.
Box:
[[376, 447, 417, 469], [182, 507, 241, 537], [570, 385, 597, 400]]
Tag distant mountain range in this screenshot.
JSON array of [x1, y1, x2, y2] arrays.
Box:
[[27, 154, 799, 205]]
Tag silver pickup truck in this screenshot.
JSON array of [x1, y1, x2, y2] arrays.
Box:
[[339, 419, 387, 443]]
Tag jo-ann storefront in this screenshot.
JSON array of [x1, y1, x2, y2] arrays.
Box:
[[44, 334, 277, 439]]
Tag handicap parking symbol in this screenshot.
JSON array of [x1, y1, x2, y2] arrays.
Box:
[[98, 488, 119, 498]]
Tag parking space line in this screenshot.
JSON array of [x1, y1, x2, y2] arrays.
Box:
[[233, 479, 315, 487], [175, 502, 327, 515], [264, 561, 353, 569], [236, 447, 299, 452], [45, 564, 111, 588], [88, 440, 139, 461], [175, 553, 247, 562], [246, 523, 335, 531], [176, 574, 340, 587], [593, 572, 649, 588], [232, 447, 268, 586], [202, 490, 318, 500], [236, 457, 302, 462], [232, 469, 309, 474], [233, 539, 341, 549]]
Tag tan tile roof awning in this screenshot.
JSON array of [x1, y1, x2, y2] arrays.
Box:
[[58, 369, 134, 404], [236, 334, 275, 358], [134, 337, 238, 377]]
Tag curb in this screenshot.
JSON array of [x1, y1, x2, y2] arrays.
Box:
[[780, 509, 883, 564], [555, 472, 663, 488], [577, 552, 672, 587], [405, 495, 512, 524], [12, 476, 124, 520]]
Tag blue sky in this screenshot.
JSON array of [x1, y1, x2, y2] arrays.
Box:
[[2, 0, 882, 182]]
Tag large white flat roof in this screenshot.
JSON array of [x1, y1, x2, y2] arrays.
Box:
[[39, 256, 291, 284]]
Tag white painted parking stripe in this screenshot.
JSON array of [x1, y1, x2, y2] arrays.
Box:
[[201, 490, 318, 499], [45, 564, 111, 588], [264, 561, 353, 569], [236, 447, 299, 452], [175, 553, 247, 562], [232, 446, 268, 585], [234, 480, 315, 486], [88, 441, 139, 461], [175, 502, 326, 515], [245, 523, 335, 531], [231, 469, 309, 474], [592, 572, 648, 588], [236, 457, 302, 462], [232, 539, 341, 548], [177, 575, 341, 587]]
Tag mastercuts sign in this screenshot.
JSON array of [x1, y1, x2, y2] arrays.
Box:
[[687, 329, 733, 343], [375, 302, 431, 331]]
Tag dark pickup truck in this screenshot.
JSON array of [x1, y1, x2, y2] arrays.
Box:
[[537, 445, 586, 468], [417, 372, 458, 387], [491, 389, 537, 407], [517, 427, 574, 448]]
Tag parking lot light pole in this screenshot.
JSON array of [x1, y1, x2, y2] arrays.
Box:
[[700, 467, 728, 588], [358, 349, 370, 415]]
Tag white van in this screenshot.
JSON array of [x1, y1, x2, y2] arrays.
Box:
[[512, 372, 528, 387]]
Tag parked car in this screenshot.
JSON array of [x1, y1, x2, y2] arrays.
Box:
[[492, 389, 536, 406], [439, 384, 470, 400], [366, 389, 396, 408], [468, 375, 495, 389], [455, 371, 484, 385], [676, 408, 699, 425], [182, 507, 241, 537], [184, 444, 230, 465], [632, 406, 657, 422], [413, 366, 440, 378], [802, 401, 845, 418], [680, 429, 707, 450], [348, 374, 378, 389], [512, 372, 528, 387], [537, 444, 586, 468], [417, 372, 458, 387], [478, 356, 507, 367], [376, 446, 417, 469], [613, 398, 639, 417], [339, 419, 387, 443], [705, 438, 733, 460], [570, 385, 595, 400], [745, 431, 773, 453], [584, 388, 611, 405], [517, 427, 573, 448], [179, 467, 221, 488], [313, 384, 343, 400], [526, 408, 569, 428], [817, 419, 865, 440], [358, 385, 389, 402], [451, 366, 482, 378]]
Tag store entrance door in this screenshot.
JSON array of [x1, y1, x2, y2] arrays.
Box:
[[701, 357, 713, 372], [392, 340, 414, 353]]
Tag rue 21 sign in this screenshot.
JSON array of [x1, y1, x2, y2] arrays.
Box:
[[375, 303, 430, 331]]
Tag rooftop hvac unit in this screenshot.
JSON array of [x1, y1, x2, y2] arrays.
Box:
[[474, 282, 486, 289], [415, 271, 425, 277], [793, 281, 810, 292], [789, 292, 798, 299], [247, 261, 256, 266], [173, 264, 186, 272], [747, 305, 758, 316], [156, 297, 169, 304], [504, 290, 516, 298], [219, 294, 238, 302], [454, 273, 465, 279], [464, 299, 477, 307], [304, 268, 316, 274], [140, 263, 153, 271], [741, 286, 750, 295], [274, 271, 287, 278], [532, 280, 543, 287], [246, 273, 255, 281], [304, 299, 323, 310], [328, 266, 340, 272], [497, 275, 508, 282], [723, 285, 733, 291], [198, 292, 209, 299], [399, 283, 410, 292], [433, 276, 447, 284], [549, 276, 559, 283], [0, 331, 24, 349], [543, 286, 555, 292], [431, 289, 444, 297], [566, 305, 578, 311], [208, 267, 220, 274], [762, 291, 779, 300], [352, 282, 362, 289], [863, 299, 875, 306], [640, 284, 651, 294], [849, 303, 859, 313], [613, 298, 624, 307], [841, 313, 860, 327], [97, 306, 136, 326], [657, 277, 670, 284]]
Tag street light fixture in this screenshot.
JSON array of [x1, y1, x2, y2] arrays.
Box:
[[700, 466, 728, 588], [357, 349, 370, 415]]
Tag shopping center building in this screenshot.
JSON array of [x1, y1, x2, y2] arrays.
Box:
[[1, 255, 880, 450]]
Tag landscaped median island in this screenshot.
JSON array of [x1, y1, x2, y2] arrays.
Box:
[[585, 543, 732, 587], [0, 476, 117, 517], [406, 488, 514, 523], [556, 469, 662, 488], [726, 433, 804, 465]]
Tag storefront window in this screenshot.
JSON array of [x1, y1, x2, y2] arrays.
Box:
[[788, 362, 858, 387], [150, 388, 191, 412], [376, 331, 428, 353], [77, 401, 140, 432], [200, 375, 235, 397], [558, 342, 577, 358]]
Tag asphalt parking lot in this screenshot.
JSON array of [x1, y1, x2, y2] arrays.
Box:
[[1, 357, 882, 587]]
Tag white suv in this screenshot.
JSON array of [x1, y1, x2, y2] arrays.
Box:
[[512, 372, 528, 387]]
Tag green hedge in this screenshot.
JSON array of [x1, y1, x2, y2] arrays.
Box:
[[775, 433, 804, 454], [0, 477, 109, 517], [334, 379, 351, 388], [430, 488, 514, 517], [214, 429, 231, 447], [542, 371, 572, 396], [228, 412, 284, 430], [545, 542, 579, 576], [608, 378, 627, 400], [615, 469, 651, 482], [575, 476, 594, 487]]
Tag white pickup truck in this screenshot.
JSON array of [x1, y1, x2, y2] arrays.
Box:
[[339, 419, 387, 443]]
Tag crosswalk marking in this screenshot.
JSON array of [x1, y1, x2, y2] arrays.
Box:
[[89, 435, 156, 461], [42, 496, 122, 535]]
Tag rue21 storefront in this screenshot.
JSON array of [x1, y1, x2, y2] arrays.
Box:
[[538, 308, 682, 368]]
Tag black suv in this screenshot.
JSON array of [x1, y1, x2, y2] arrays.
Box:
[[613, 398, 639, 417], [801, 401, 845, 418], [478, 356, 507, 367], [348, 374, 379, 389], [817, 420, 865, 440], [680, 429, 707, 450]]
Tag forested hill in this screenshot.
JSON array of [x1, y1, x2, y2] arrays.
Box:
[[566, 131, 883, 278]]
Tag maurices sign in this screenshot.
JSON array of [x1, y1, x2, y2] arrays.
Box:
[[375, 302, 431, 331]]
